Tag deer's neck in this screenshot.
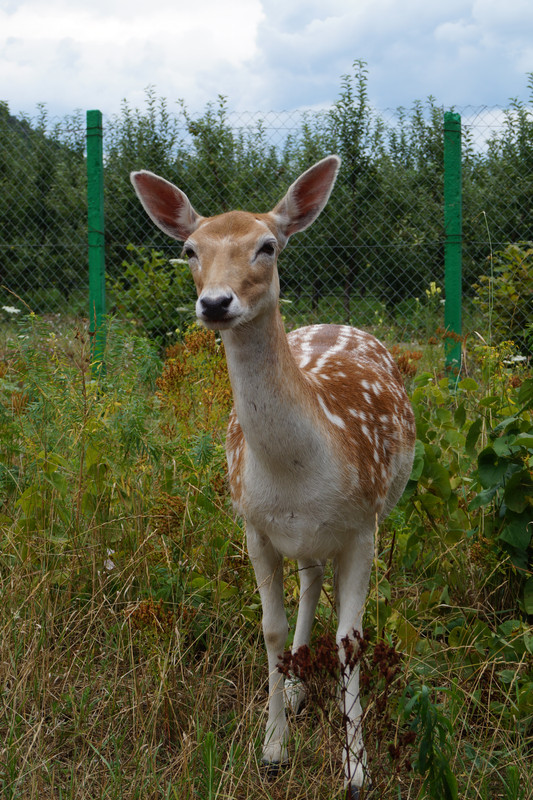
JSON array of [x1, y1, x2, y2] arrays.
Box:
[[221, 310, 322, 467]]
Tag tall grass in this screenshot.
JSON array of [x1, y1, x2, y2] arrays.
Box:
[[0, 314, 531, 799]]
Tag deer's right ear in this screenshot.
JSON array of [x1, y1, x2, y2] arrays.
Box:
[[130, 171, 203, 241]]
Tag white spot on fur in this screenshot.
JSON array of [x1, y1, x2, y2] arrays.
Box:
[[317, 395, 345, 428], [361, 424, 372, 440]]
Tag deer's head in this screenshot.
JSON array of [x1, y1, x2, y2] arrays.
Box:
[[130, 155, 340, 330]]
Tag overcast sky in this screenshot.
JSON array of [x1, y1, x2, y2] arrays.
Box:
[[1, 0, 533, 120]]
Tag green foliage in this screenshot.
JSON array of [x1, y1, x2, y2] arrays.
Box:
[[473, 243, 533, 352], [406, 360, 533, 616], [0, 102, 87, 311], [402, 685, 458, 800], [0, 314, 165, 594], [470, 377, 533, 574], [109, 244, 194, 339]]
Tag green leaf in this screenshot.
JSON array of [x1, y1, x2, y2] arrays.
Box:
[[85, 442, 108, 470], [465, 417, 483, 456], [419, 493, 444, 514], [518, 378, 533, 409], [497, 669, 518, 684], [498, 619, 522, 638], [453, 402, 466, 428], [448, 625, 466, 648], [423, 459, 452, 500], [479, 395, 500, 408], [492, 414, 522, 435], [512, 432, 533, 451], [410, 439, 425, 481], [16, 486, 41, 515], [523, 577, 533, 616], [442, 427, 465, 449], [493, 435, 514, 457], [414, 372, 434, 387], [503, 469, 533, 513], [469, 486, 498, 510], [498, 517, 532, 555], [47, 453, 70, 469], [477, 446, 511, 489], [458, 378, 478, 392], [191, 432, 215, 467], [436, 407, 452, 425], [47, 471, 68, 496]]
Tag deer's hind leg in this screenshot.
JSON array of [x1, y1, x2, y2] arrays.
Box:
[[335, 526, 374, 796]]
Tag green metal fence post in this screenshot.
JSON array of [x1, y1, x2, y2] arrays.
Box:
[[443, 111, 462, 376], [86, 109, 106, 374]]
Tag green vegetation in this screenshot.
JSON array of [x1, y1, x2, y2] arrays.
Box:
[[0, 313, 530, 799], [473, 242, 533, 354], [109, 245, 194, 339]]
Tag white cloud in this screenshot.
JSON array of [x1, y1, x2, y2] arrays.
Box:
[[0, 0, 532, 119], [0, 0, 265, 115]]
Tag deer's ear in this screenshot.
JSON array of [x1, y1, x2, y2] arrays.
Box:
[[272, 155, 340, 240], [130, 171, 203, 241]]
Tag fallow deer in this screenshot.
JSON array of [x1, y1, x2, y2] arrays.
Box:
[[131, 156, 416, 798]]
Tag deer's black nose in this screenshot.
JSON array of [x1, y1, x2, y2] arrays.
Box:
[[199, 293, 233, 321]]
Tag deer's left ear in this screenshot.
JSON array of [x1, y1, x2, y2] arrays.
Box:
[[130, 170, 203, 241], [272, 155, 340, 240]]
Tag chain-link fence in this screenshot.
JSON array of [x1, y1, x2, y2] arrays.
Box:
[[1, 95, 532, 349]]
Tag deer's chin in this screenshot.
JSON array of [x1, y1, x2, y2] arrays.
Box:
[[196, 313, 242, 331]]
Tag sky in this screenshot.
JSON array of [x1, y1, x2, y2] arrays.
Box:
[[1, 0, 533, 120]]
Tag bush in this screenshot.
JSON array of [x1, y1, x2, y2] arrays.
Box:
[[109, 245, 195, 339], [473, 242, 533, 352]]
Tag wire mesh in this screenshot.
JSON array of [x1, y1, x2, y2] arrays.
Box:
[[1, 98, 532, 346], [0, 105, 87, 317]]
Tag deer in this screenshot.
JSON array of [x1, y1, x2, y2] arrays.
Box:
[[131, 155, 416, 799]]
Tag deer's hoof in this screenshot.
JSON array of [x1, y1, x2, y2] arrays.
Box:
[[345, 783, 372, 799], [261, 759, 289, 779]]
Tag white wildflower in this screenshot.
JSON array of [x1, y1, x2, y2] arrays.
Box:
[[104, 548, 116, 571]]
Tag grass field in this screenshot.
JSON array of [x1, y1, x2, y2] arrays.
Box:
[[0, 313, 531, 799]]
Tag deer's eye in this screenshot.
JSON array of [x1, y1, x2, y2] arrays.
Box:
[[256, 241, 276, 259], [183, 245, 197, 260]]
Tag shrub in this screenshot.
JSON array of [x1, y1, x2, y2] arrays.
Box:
[[109, 245, 195, 339], [473, 242, 533, 352]]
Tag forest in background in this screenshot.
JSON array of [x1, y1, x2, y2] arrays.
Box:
[[1, 62, 533, 338]]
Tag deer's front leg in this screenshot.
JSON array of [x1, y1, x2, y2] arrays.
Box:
[[246, 524, 289, 766], [285, 558, 325, 714]]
